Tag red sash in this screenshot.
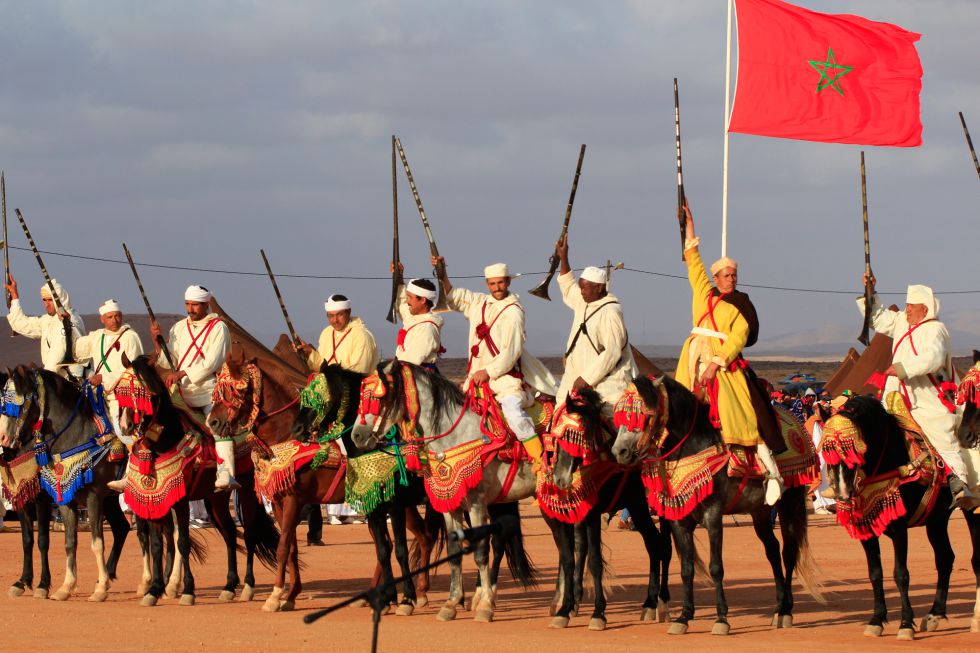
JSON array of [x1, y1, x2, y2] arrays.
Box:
[[176, 317, 222, 371], [468, 300, 522, 376], [396, 320, 441, 352], [327, 328, 354, 365], [696, 291, 728, 332]]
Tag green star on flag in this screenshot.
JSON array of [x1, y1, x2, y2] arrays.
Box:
[[808, 47, 853, 96]]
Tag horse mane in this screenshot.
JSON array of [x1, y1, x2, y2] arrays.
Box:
[[563, 387, 604, 446], [389, 360, 466, 432], [838, 395, 911, 470], [131, 355, 173, 409], [320, 362, 363, 424]]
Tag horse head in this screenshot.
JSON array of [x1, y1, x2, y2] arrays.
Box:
[[820, 395, 909, 503], [0, 365, 41, 451], [550, 387, 604, 490], [349, 360, 402, 451], [955, 350, 980, 450], [296, 363, 365, 445], [611, 375, 668, 466], [114, 354, 171, 442], [207, 342, 261, 440]]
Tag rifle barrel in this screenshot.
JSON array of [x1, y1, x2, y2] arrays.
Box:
[[674, 78, 686, 261], [123, 243, 177, 370], [959, 112, 980, 182], [260, 249, 301, 345], [387, 134, 402, 324], [858, 152, 873, 346], [2, 172, 9, 309]]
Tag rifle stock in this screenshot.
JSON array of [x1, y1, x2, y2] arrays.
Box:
[[123, 243, 177, 370], [858, 152, 873, 346], [528, 144, 587, 300], [674, 78, 686, 261], [387, 135, 402, 323]]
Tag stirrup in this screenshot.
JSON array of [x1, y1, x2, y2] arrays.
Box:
[[215, 472, 241, 492], [951, 488, 980, 511], [764, 473, 785, 506]]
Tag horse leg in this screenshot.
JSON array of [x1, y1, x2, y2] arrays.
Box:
[[391, 505, 418, 615], [85, 492, 111, 602], [10, 505, 35, 597], [585, 510, 607, 631], [52, 506, 79, 601], [435, 510, 466, 621], [861, 536, 887, 636], [208, 496, 240, 602], [142, 522, 166, 606], [751, 505, 786, 627], [629, 495, 663, 623], [367, 509, 396, 607], [920, 509, 955, 632], [545, 518, 575, 627], [36, 495, 53, 598], [283, 522, 302, 611], [265, 496, 300, 612], [468, 503, 494, 622], [668, 520, 696, 635], [135, 517, 152, 595], [236, 484, 263, 602], [163, 515, 182, 598], [658, 517, 673, 621], [965, 511, 980, 633], [103, 493, 131, 582], [886, 527, 915, 639], [404, 503, 429, 607], [705, 508, 730, 635]]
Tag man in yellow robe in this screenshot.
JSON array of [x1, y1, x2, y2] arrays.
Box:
[[297, 294, 380, 374], [675, 203, 784, 505]]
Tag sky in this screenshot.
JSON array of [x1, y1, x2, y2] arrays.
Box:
[[1, 0, 978, 358]]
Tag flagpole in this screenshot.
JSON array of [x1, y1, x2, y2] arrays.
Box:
[[721, 0, 733, 258]]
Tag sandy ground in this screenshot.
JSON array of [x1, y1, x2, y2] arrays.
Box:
[[1, 504, 978, 652]]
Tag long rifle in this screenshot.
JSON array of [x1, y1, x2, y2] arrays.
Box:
[[528, 144, 587, 300], [858, 152, 874, 346], [959, 112, 980, 182], [2, 171, 10, 309], [14, 208, 76, 365], [393, 137, 448, 311], [260, 249, 301, 346], [674, 78, 686, 260], [122, 243, 177, 370], [386, 135, 402, 323]]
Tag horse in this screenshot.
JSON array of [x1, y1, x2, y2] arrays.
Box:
[[207, 354, 443, 613], [0, 365, 132, 602], [540, 387, 672, 630], [115, 355, 279, 607], [822, 393, 980, 638], [611, 374, 821, 635], [351, 360, 538, 623]]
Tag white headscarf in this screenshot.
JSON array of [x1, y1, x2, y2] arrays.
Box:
[[906, 284, 940, 320], [580, 266, 607, 284], [324, 294, 352, 313], [484, 263, 509, 279], [406, 279, 438, 302], [184, 285, 212, 303], [39, 279, 73, 310], [98, 299, 121, 316]]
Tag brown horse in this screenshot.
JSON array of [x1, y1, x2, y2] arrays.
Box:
[[206, 348, 443, 612]]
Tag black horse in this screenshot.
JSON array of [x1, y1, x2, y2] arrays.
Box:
[[0, 365, 131, 601], [544, 387, 672, 630], [118, 355, 278, 606], [612, 375, 821, 635], [825, 394, 980, 638]]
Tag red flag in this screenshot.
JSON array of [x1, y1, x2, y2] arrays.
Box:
[[728, 0, 923, 147]]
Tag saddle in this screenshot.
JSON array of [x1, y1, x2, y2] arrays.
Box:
[[726, 404, 819, 488], [469, 385, 554, 463]]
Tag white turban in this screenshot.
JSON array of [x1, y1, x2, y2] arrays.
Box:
[[98, 299, 121, 316], [580, 266, 607, 285], [906, 284, 940, 319], [406, 279, 438, 302], [484, 263, 509, 279], [184, 285, 212, 303], [710, 257, 738, 276], [324, 294, 351, 313], [40, 279, 64, 301]]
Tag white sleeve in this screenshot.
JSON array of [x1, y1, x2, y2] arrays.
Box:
[[558, 271, 584, 310], [894, 325, 948, 380], [6, 300, 43, 339], [447, 287, 484, 321], [857, 294, 899, 337]]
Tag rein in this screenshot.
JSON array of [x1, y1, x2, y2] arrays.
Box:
[[643, 401, 700, 463]]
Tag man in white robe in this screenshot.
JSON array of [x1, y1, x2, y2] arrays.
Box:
[[432, 256, 557, 463], [858, 277, 979, 509], [4, 275, 86, 378], [553, 236, 636, 418], [151, 285, 234, 491], [392, 272, 443, 369]]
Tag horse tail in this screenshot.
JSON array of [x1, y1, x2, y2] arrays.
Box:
[[489, 502, 538, 589], [188, 529, 208, 565], [777, 486, 827, 604], [245, 501, 281, 571]]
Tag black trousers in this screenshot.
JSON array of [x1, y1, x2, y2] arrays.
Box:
[[300, 503, 323, 542]]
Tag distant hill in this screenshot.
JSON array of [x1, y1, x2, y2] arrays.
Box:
[[0, 313, 184, 368]]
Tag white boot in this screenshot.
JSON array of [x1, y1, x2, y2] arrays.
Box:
[[757, 443, 784, 506], [214, 439, 241, 491]]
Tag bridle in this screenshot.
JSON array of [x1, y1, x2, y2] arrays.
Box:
[[211, 362, 299, 439], [613, 377, 699, 462]]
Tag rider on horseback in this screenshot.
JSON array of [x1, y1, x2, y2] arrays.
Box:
[[675, 202, 786, 506], [858, 276, 980, 510], [151, 285, 235, 491], [4, 275, 86, 378], [295, 294, 379, 374], [553, 234, 637, 418], [431, 255, 557, 464], [391, 265, 444, 372]]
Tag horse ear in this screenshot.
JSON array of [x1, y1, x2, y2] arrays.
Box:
[[974, 349, 980, 364], [227, 341, 246, 375]]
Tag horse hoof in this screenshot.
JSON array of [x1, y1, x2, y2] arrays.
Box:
[[771, 613, 780, 627], [52, 589, 71, 602], [641, 607, 657, 622], [919, 614, 941, 632], [864, 624, 884, 637], [571, 604, 579, 618], [396, 603, 415, 616], [140, 594, 158, 607], [240, 585, 254, 602], [589, 617, 607, 631], [550, 616, 570, 629], [779, 614, 793, 628], [136, 582, 150, 596], [668, 622, 689, 635], [436, 606, 457, 622], [279, 600, 295, 612], [474, 608, 494, 623], [971, 618, 980, 633], [262, 597, 281, 613], [896, 627, 915, 641], [416, 595, 428, 609], [8, 585, 25, 598], [33, 588, 48, 600], [218, 590, 235, 603], [658, 599, 670, 623], [88, 590, 108, 603], [350, 598, 368, 608], [164, 586, 179, 600], [179, 594, 195, 607], [712, 621, 730, 636]]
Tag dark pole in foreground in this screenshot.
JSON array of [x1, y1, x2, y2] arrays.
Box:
[[858, 152, 874, 347], [959, 112, 980, 182]]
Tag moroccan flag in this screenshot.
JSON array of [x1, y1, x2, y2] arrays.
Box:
[[728, 0, 923, 147]]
